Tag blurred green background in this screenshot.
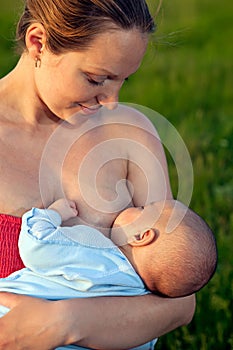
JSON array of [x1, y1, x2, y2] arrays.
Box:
[[0, 0, 232, 349]]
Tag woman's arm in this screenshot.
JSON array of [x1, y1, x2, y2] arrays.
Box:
[[0, 292, 195, 349], [68, 294, 196, 349]]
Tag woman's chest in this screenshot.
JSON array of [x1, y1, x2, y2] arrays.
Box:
[[0, 123, 132, 225], [0, 155, 41, 215], [0, 123, 54, 215]]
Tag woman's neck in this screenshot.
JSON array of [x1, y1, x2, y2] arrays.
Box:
[[0, 56, 59, 127]]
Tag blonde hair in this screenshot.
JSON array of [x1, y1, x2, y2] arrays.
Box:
[[16, 0, 155, 54]]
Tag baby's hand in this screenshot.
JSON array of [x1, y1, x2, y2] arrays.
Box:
[[48, 198, 78, 222]]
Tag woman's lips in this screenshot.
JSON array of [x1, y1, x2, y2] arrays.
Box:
[[78, 103, 102, 115]]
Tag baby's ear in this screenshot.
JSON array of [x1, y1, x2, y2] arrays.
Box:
[[129, 228, 158, 247]]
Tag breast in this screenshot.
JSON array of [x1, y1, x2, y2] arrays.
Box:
[[51, 130, 133, 232], [61, 159, 133, 233]]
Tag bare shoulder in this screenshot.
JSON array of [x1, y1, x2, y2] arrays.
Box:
[[99, 104, 160, 140]]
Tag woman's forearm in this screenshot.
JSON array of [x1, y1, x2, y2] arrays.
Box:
[[61, 294, 196, 349], [0, 293, 195, 349]]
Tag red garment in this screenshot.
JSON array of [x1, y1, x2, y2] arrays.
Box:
[[0, 214, 25, 278]]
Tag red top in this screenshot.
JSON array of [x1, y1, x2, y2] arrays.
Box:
[[0, 213, 25, 278]]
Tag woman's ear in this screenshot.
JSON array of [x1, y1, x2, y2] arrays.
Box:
[[129, 228, 158, 247], [25, 23, 46, 59]]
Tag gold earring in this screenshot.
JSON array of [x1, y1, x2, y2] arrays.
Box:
[[35, 57, 41, 68]]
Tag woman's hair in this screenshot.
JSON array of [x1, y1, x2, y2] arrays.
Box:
[[16, 0, 155, 54]]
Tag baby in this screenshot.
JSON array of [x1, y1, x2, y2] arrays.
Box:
[[0, 198, 217, 350], [0, 198, 217, 303]]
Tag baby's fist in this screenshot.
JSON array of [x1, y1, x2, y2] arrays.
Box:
[[48, 198, 78, 222]]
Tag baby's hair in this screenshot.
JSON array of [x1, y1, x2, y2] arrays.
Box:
[[145, 205, 217, 297]]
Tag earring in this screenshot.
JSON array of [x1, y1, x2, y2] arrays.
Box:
[[35, 57, 41, 68]]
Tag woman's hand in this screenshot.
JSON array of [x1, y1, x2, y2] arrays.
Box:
[[0, 293, 73, 350]]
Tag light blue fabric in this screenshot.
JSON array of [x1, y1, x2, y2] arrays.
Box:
[[0, 208, 157, 350], [55, 341, 158, 350]]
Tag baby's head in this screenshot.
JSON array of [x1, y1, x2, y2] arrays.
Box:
[[111, 200, 217, 297]]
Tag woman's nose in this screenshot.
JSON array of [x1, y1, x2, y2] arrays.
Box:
[[99, 100, 119, 110], [97, 87, 120, 110]]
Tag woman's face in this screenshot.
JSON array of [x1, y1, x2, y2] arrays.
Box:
[[34, 28, 148, 120]]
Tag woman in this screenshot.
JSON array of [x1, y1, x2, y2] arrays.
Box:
[[0, 0, 195, 349]]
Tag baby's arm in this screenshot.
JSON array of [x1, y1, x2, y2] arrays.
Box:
[[18, 199, 79, 267], [48, 198, 78, 222]]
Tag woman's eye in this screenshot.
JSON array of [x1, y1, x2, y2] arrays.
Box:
[[87, 78, 105, 87]]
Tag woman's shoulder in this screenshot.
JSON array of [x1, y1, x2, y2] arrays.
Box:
[[99, 103, 159, 138]]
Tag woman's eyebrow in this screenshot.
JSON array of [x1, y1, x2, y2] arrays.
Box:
[[87, 67, 118, 78]]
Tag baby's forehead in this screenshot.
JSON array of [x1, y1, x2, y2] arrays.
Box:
[[115, 200, 186, 230], [144, 200, 188, 230]]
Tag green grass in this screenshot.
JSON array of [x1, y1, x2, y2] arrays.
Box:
[[0, 0, 232, 349], [128, 1, 233, 349]]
